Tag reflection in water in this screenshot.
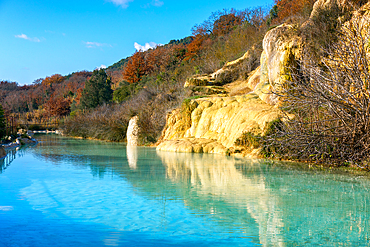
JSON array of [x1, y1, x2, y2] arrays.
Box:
[[126, 145, 137, 170], [0, 147, 27, 174], [3, 134, 370, 246], [157, 151, 370, 246], [157, 151, 284, 246]]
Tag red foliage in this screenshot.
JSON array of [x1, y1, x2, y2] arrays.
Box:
[[185, 9, 247, 61], [74, 88, 84, 106], [19, 85, 31, 90], [274, 0, 316, 23], [213, 13, 243, 36], [44, 97, 71, 117], [122, 51, 150, 83], [42, 74, 65, 86], [184, 35, 207, 61]]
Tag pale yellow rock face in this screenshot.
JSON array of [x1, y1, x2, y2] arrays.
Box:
[[127, 116, 139, 146], [157, 94, 282, 154], [157, 14, 301, 155], [156, 0, 370, 156]]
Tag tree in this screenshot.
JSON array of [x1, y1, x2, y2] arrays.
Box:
[[191, 9, 248, 37], [213, 13, 243, 36], [44, 97, 71, 117], [113, 81, 138, 103], [270, 15, 370, 168], [80, 69, 113, 109], [122, 51, 150, 83], [0, 104, 6, 138], [185, 35, 207, 60], [42, 74, 65, 86], [274, 0, 316, 24]]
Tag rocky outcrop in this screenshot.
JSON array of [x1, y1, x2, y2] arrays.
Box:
[[16, 137, 38, 145], [157, 94, 282, 155], [158, 0, 360, 156], [309, 0, 348, 19], [157, 18, 302, 156], [127, 116, 139, 146]]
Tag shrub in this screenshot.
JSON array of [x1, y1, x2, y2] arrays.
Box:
[[235, 132, 261, 148], [113, 81, 140, 103], [272, 14, 370, 168]]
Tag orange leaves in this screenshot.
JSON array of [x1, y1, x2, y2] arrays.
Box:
[[44, 97, 71, 117], [213, 13, 243, 37], [274, 0, 316, 23], [74, 88, 84, 107], [122, 44, 187, 83], [42, 74, 65, 86], [185, 9, 248, 61], [122, 51, 149, 83], [184, 35, 206, 61]]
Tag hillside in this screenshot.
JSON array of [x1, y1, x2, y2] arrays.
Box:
[[158, 0, 370, 168], [1, 0, 370, 168]]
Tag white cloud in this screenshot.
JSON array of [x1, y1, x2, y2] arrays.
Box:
[[106, 0, 134, 8], [84, 41, 112, 48], [95, 65, 107, 70], [15, 34, 40, 42], [134, 42, 161, 51]]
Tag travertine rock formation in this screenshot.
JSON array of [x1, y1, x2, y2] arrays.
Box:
[[127, 116, 139, 146], [157, 93, 282, 155], [157, 0, 363, 156], [157, 21, 298, 155]]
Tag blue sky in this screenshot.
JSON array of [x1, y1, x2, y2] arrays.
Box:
[[0, 0, 273, 85]]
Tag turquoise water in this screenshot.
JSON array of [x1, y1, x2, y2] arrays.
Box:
[[1, 135, 370, 246]]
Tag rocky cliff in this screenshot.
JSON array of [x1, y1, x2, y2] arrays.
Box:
[[156, 0, 361, 156], [156, 24, 300, 156]]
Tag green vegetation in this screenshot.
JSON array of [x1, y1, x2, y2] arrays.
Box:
[[0, 4, 271, 144], [80, 69, 113, 109], [3, 0, 370, 169], [235, 132, 261, 149], [113, 81, 142, 103], [235, 119, 284, 158]]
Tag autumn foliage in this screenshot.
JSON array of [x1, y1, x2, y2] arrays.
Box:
[[44, 97, 71, 117], [122, 43, 187, 84], [42, 74, 65, 86], [274, 0, 316, 23], [122, 51, 150, 83], [0, 2, 327, 143], [0, 71, 91, 125]]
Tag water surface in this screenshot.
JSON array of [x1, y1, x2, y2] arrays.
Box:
[[1, 134, 369, 246]]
